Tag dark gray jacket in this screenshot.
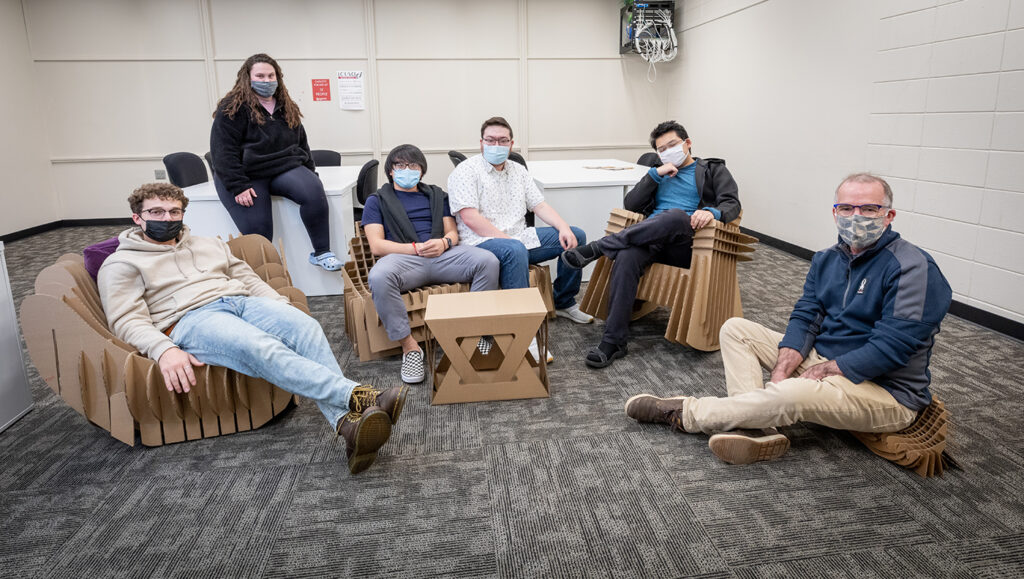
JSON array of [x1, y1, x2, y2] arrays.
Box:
[[623, 157, 741, 223]]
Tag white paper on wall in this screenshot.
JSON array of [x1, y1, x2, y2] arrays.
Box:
[[337, 70, 365, 110]]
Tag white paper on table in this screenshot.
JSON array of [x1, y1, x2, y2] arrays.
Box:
[[337, 70, 365, 110]]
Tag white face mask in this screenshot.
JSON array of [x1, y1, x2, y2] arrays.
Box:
[[659, 143, 688, 167]]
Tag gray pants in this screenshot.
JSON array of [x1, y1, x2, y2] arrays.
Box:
[[367, 245, 500, 341]]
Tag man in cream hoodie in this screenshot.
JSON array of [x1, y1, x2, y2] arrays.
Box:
[[98, 183, 405, 474]]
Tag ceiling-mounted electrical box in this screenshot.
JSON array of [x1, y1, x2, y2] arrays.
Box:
[[619, 1, 678, 61]]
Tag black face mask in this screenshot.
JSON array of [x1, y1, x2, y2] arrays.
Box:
[[143, 219, 183, 242]]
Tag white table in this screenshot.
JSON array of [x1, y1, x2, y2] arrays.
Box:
[[0, 242, 34, 433], [183, 166, 360, 297], [529, 159, 649, 280]]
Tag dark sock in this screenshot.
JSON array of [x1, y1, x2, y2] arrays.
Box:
[[575, 241, 602, 260], [598, 341, 622, 357]]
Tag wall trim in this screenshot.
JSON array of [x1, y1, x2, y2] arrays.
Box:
[[742, 227, 1024, 342], [1, 218, 132, 243]]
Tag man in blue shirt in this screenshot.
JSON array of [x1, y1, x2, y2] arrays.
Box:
[[562, 121, 740, 368], [362, 144, 499, 384], [623, 173, 952, 466]]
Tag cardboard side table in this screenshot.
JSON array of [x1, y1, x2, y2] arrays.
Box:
[[424, 288, 549, 405]]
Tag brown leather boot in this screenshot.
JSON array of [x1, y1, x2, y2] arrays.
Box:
[[708, 428, 790, 465], [623, 394, 690, 431], [336, 408, 392, 474], [349, 384, 409, 425]]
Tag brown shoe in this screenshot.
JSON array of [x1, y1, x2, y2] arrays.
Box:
[[337, 408, 392, 474], [350, 384, 409, 425], [624, 394, 690, 431], [708, 429, 790, 465]]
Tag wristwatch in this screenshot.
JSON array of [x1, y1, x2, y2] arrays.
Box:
[[444, 237, 452, 250]]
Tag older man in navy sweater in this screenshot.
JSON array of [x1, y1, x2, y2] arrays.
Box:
[[624, 173, 952, 465]]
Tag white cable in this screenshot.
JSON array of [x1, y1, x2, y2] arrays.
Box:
[[632, 5, 678, 82]]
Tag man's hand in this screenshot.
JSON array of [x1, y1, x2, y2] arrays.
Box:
[[158, 347, 205, 393], [558, 226, 578, 250], [416, 238, 446, 258], [656, 163, 678, 178], [798, 360, 843, 381], [234, 188, 257, 207], [690, 209, 716, 231], [769, 347, 804, 384]]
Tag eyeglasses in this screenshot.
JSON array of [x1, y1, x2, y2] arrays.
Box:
[[482, 137, 512, 146], [656, 139, 684, 153], [141, 208, 185, 219], [392, 162, 422, 171], [833, 204, 889, 218]]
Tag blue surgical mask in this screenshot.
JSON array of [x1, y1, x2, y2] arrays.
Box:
[[483, 145, 510, 165], [393, 168, 421, 189], [251, 80, 278, 98]]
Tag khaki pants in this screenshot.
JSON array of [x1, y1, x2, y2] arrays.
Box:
[[681, 317, 917, 434]]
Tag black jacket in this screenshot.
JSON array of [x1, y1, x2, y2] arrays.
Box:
[[623, 157, 741, 223], [210, 103, 315, 195]]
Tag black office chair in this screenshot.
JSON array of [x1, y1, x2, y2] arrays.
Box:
[[204, 151, 216, 176], [637, 152, 660, 167], [163, 152, 208, 188], [508, 151, 528, 169], [448, 150, 467, 168], [311, 149, 342, 167], [356, 159, 380, 206]]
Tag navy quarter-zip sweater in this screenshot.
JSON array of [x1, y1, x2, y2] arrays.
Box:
[[779, 227, 952, 411]]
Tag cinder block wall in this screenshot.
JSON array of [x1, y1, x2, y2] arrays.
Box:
[[870, 0, 1024, 323]]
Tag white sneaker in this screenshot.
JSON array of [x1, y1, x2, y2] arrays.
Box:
[[400, 349, 425, 384], [555, 304, 593, 324], [528, 337, 554, 364]]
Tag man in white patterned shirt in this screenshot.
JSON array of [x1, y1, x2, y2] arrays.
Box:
[[447, 117, 594, 342]]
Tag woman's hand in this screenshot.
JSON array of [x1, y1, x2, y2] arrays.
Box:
[[234, 188, 257, 207]]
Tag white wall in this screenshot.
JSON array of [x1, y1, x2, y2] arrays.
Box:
[[668, 0, 1024, 323], [5, 0, 663, 227], [0, 0, 59, 234], [870, 0, 1024, 322]]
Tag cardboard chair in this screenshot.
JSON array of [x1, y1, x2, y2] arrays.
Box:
[[579, 209, 757, 352], [342, 221, 556, 362], [19, 234, 307, 447], [851, 398, 955, 478]]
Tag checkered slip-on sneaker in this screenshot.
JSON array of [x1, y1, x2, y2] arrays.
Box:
[[478, 336, 493, 355], [401, 349, 425, 384]]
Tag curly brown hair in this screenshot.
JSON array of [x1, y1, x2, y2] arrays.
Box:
[[128, 183, 190, 215], [213, 53, 303, 129]]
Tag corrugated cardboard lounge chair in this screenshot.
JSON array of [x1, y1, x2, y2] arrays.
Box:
[[342, 221, 555, 362], [19, 234, 307, 447], [579, 208, 757, 352]]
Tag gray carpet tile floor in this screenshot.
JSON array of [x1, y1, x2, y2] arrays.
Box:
[[2, 224, 1023, 578]]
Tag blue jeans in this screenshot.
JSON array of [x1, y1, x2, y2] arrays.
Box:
[[477, 226, 585, 310], [169, 295, 357, 428]]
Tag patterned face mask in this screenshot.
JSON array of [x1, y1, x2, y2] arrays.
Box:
[[836, 213, 887, 251]]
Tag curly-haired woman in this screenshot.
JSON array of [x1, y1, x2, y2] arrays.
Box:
[[210, 53, 341, 271]]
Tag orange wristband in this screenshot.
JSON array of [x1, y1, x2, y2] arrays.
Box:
[[412, 242, 417, 254]]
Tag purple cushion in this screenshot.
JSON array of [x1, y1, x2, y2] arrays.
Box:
[[83, 236, 120, 280]]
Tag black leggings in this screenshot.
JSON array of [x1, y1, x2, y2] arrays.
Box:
[[214, 165, 332, 254]]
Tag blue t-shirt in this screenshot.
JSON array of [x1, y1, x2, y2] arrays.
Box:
[[361, 186, 453, 243], [648, 164, 721, 220]]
